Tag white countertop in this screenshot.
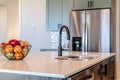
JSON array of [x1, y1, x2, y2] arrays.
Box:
[[0, 51, 115, 78]]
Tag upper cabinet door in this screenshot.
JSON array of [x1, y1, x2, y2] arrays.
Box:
[[93, 0, 111, 8], [46, 0, 62, 30], [62, 0, 73, 27], [46, 0, 73, 31], [73, 0, 111, 10], [74, 0, 93, 10]]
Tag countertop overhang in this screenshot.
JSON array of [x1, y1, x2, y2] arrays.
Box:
[[0, 51, 115, 78]]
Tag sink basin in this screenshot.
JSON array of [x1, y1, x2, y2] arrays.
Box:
[[55, 55, 98, 61]]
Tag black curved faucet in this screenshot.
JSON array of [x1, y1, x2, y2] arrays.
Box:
[[58, 25, 70, 56]]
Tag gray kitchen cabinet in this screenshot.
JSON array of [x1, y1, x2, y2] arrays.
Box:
[[101, 56, 116, 80], [46, 0, 73, 30], [101, 58, 110, 80], [46, 0, 62, 30], [73, 0, 112, 10], [74, 0, 93, 9], [93, 63, 101, 80], [66, 55, 116, 80], [93, 0, 111, 8], [62, 0, 73, 27], [108, 56, 116, 80]]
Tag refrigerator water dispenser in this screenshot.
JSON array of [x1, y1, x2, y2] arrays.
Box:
[[72, 37, 82, 51]]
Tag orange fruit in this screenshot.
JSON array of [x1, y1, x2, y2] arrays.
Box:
[[14, 53, 23, 60], [5, 45, 14, 53], [14, 45, 22, 53]]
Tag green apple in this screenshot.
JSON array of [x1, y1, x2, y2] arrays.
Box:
[[6, 53, 14, 59]]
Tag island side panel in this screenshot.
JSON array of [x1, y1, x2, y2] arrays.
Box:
[[0, 73, 63, 80], [25, 76, 64, 80]]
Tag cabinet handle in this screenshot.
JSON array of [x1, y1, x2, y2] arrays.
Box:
[[88, 1, 90, 7], [111, 59, 115, 64], [102, 64, 108, 76], [90, 1, 93, 7], [78, 74, 93, 80], [58, 24, 62, 29]]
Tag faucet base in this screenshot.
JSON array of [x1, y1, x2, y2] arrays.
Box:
[[58, 46, 62, 56]]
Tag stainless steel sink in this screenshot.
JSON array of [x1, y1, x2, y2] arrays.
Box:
[[55, 55, 98, 61]]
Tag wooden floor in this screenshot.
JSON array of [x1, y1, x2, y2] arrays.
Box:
[[116, 61, 120, 80]]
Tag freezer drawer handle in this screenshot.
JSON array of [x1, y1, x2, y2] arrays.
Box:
[[77, 74, 93, 80]]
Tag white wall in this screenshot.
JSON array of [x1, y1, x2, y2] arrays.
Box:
[[20, 0, 51, 52], [0, 6, 7, 43], [7, 0, 19, 40]]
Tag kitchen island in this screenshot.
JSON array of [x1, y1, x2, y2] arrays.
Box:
[[0, 51, 115, 80]]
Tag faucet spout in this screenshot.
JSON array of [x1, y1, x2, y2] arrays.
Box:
[[58, 25, 70, 56]]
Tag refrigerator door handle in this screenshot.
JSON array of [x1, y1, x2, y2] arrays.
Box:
[[85, 23, 88, 52], [82, 23, 85, 52], [69, 12, 72, 28], [83, 23, 87, 52], [86, 23, 89, 51]]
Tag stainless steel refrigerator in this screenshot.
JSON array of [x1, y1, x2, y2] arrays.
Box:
[[69, 8, 111, 53]]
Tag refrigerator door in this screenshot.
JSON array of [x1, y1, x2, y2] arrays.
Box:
[[86, 9, 110, 53], [69, 11, 85, 51]]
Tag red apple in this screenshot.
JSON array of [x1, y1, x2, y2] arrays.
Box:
[[20, 41, 25, 48], [9, 39, 19, 46], [1, 42, 7, 47]]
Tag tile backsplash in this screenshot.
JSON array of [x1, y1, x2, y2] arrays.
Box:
[[51, 32, 69, 49]]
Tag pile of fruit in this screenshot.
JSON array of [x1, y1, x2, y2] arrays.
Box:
[[0, 39, 31, 60]]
